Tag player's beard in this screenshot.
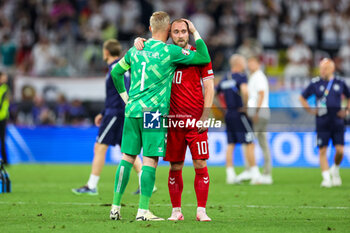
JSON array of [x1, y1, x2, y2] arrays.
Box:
[[174, 38, 189, 49]]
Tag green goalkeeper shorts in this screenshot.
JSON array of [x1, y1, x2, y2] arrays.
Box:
[[121, 117, 167, 157]]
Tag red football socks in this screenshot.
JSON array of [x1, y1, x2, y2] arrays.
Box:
[[168, 169, 183, 208], [194, 167, 210, 208]]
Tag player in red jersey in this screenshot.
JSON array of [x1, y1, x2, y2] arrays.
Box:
[[135, 19, 214, 221]]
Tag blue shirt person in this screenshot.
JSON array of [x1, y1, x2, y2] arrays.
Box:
[[217, 72, 247, 116], [300, 58, 350, 188]]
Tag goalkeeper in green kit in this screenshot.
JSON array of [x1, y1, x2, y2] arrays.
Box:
[[109, 11, 211, 221]]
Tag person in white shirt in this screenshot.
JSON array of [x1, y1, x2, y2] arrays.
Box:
[[280, 16, 297, 47], [257, 15, 277, 47], [320, 8, 339, 48], [246, 56, 272, 184], [338, 38, 350, 76], [298, 12, 318, 47], [284, 35, 312, 89], [31, 36, 63, 76], [337, 14, 350, 44]]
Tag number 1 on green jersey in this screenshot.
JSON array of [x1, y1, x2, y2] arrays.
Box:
[[140, 61, 146, 91]]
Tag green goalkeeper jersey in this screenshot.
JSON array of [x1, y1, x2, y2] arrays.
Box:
[[111, 38, 210, 117]]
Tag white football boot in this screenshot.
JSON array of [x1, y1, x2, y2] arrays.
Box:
[[226, 167, 238, 184], [110, 205, 121, 220], [168, 208, 184, 221], [321, 179, 332, 188], [250, 166, 263, 185], [136, 209, 164, 221], [260, 174, 273, 185], [196, 207, 211, 222], [330, 165, 342, 186], [321, 170, 332, 188], [236, 169, 252, 183]]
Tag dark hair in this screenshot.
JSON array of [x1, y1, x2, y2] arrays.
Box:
[[294, 34, 303, 42], [103, 39, 122, 57]]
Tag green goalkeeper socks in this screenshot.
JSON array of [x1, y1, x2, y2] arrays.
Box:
[[139, 166, 156, 210], [112, 160, 133, 206]]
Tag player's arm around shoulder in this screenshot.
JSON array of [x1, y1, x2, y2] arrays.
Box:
[[134, 37, 147, 50]]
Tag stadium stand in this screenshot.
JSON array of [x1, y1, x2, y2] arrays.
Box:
[[1, 0, 350, 124]]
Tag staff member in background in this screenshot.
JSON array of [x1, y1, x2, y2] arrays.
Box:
[[0, 71, 9, 165], [300, 58, 350, 188], [244, 56, 272, 185]]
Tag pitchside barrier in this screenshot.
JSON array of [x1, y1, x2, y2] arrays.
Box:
[[5, 124, 350, 167]]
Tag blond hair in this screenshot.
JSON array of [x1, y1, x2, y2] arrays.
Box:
[[150, 11, 170, 33], [229, 54, 246, 69]]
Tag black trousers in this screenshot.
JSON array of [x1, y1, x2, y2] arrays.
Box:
[[0, 120, 7, 164]]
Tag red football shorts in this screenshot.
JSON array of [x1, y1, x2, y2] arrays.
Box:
[[165, 126, 209, 162]]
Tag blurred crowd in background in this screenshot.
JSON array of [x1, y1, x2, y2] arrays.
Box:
[[1, 0, 350, 125], [10, 85, 93, 126]]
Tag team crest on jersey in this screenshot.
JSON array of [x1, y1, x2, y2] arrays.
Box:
[[319, 85, 325, 92], [182, 49, 190, 56], [333, 84, 340, 91]]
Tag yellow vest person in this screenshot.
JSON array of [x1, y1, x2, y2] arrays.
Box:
[[0, 71, 9, 165]]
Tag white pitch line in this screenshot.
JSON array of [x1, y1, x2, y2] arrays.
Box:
[[0, 201, 348, 210]]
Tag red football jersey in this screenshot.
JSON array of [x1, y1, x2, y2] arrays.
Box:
[[169, 45, 214, 120]]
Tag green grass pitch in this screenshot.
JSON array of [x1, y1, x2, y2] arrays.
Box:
[[0, 164, 349, 233]]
